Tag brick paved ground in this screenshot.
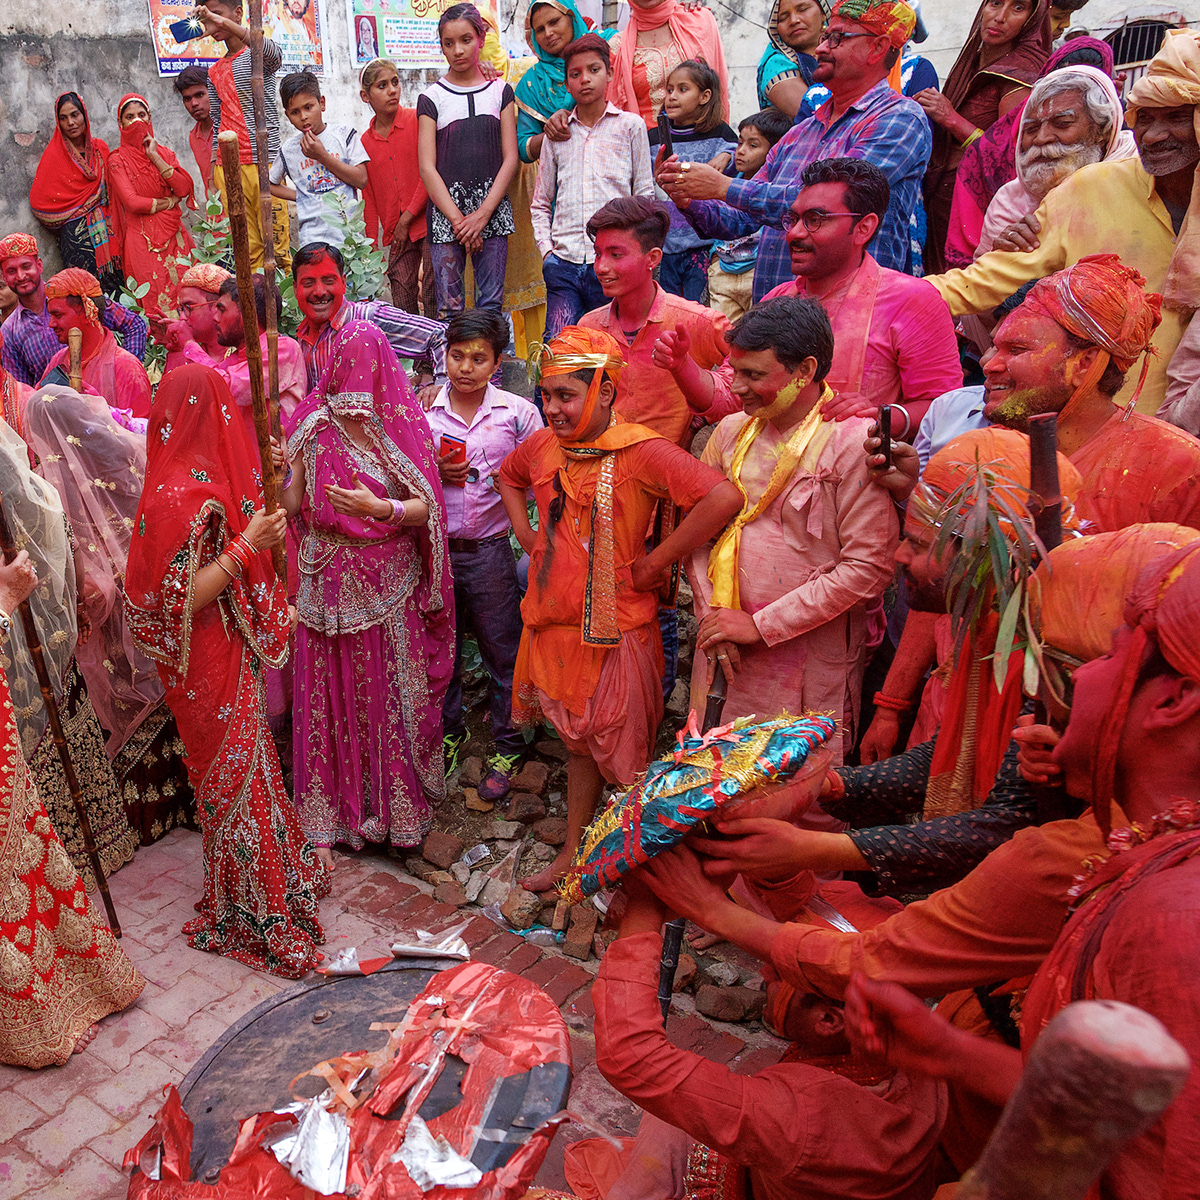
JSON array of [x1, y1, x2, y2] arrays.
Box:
[[0, 828, 785, 1200]]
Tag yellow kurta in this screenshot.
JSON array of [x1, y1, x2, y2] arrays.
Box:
[[927, 155, 1182, 416]]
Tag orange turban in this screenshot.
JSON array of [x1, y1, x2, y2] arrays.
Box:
[[1032, 523, 1200, 664], [830, 0, 916, 48], [178, 263, 232, 295], [912, 426, 1083, 538], [0, 233, 39, 263], [44, 267, 103, 325], [528, 325, 625, 384]]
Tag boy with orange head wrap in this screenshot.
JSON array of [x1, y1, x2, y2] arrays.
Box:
[[499, 326, 741, 890]]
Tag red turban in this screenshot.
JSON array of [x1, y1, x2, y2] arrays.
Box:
[[44, 268, 103, 325], [830, 0, 916, 48], [1090, 541, 1200, 833], [178, 263, 232, 295], [0, 233, 39, 263]]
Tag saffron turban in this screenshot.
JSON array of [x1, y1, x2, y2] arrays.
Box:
[[0, 233, 39, 262], [911, 426, 1083, 537], [528, 325, 625, 384], [1032, 523, 1200, 664], [1126, 29, 1200, 310], [1021, 254, 1162, 377], [178, 263, 232, 294], [830, 0, 916, 48], [44, 267, 103, 325]]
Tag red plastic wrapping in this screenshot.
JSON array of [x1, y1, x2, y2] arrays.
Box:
[[125, 963, 572, 1200]]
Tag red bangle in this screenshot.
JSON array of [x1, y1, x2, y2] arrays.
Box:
[[223, 537, 254, 575], [872, 691, 912, 713]]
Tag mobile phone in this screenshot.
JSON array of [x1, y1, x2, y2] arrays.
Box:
[[878, 405, 893, 470], [439, 434, 468, 487], [656, 111, 673, 160], [169, 15, 209, 42]]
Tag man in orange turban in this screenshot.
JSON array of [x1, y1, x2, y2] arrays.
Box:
[[498, 326, 741, 892], [41, 269, 152, 420]]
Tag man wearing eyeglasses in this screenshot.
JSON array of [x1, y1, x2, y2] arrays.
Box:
[[655, 0, 931, 302], [163, 261, 231, 373], [761, 157, 961, 429]]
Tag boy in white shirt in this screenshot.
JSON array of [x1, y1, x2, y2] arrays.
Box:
[[270, 70, 369, 248]]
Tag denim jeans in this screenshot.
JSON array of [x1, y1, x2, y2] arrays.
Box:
[[658, 247, 711, 304], [443, 535, 526, 757], [542, 253, 609, 338], [429, 235, 508, 320]]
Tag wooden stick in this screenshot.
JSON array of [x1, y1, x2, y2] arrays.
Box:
[[246, 0, 281, 441], [67, 328, 83, 393], [958, 1000, 1189, 1200], [0, 501, 121, 936], [1028, 412, 1063, 555], [217, 130, 287, 583]]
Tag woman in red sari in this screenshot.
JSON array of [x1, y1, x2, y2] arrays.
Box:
[[107, 94, 195, 323], [28, 92, 122, 294], [125, 363, 329, 979]]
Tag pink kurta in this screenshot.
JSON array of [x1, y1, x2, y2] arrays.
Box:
[[42, 333, 152, 420], [687, 413, 898, 763]]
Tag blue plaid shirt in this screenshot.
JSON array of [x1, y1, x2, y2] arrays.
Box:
[[683, 80, 932, 301], [1, 298, 147, 385]]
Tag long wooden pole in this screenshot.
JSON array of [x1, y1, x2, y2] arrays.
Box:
[[247, 0, 281, 439], [0, 502, 120, 935], [67, 328, 83, 393], [1028, 412, 1063, 555], [217, 130, 287, 583]]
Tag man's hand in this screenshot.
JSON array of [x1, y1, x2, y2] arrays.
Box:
[[821, 390, 876, 422], [690, 817, 807, 883], [1012, 713, 1062, 783], [859, 709, 901, 764], [438, 449, 470, 487], [417, 382, 441, 412], [299, 129, 327, 162], [846, 972, 965, 1077], [638, 843, 736, 926], [863, 420, 920, 500], [992, 211, 1042, 255], [651, 327, 692, 375], [630, 554, 670, 594], [655, 155, 729, 202], [544, 109, 572, 143], [389, 211, 414, 259], [698, 606, 761, 651]]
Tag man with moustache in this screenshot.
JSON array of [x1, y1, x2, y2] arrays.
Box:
[[655, 0, 931, 299], [926, 28, 1200, 415]]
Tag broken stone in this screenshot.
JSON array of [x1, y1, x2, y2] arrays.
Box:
[[501, 888, 543, 930], [434, 881, 469, 907], [405, 857, 441, 884], [552, 899, 571, 931], [427, 870, 453, 886], [422, 831, 464, 869], [740, 971, 765, 992], [535, 739, 571, 762], [531, 817, 568, 846], [695, 985, 766, 1023], [672, 953, 697, 993], [449, 860, 471, 885], [563, 904, 599, 960], [540, 903, 558, 926], [512, 760, 551, 795], [532, 842, 555, 862], [665, 678, 690, 720], [592, 933, 607, 961], [465, 871, 487, 903], [492, 839, 520, 855], [706, 960, 740, 988], [464, 787, 494, 813], [508, 792, 547, 823], [490, 819, 523, 840], [460, 756, 484, 786], [479, 877, 512, 908]]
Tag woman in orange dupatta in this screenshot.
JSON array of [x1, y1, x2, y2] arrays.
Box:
[[107, 94, 195, 323]]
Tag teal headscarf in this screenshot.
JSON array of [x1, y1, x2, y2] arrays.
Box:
[[515, 0, 618, 160]]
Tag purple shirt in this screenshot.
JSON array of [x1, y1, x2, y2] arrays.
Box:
[[1, 298, 147, 386], [424, 383, 543, 539]]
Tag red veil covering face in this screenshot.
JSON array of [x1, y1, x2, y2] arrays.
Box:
[[28, 92, 120, 274], [24, 384, 163, 756]]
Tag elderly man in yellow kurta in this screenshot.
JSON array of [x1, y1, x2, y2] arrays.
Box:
[[925, 27, 1200, 417], [687, 296, 898, 769]]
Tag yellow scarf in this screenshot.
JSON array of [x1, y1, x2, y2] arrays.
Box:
[[708, 381, 834, 610]]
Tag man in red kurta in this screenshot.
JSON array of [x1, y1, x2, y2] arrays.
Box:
[[499, 326, 740, 892]]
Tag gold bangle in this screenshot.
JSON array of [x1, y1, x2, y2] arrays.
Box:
[[960, 128, 983, 150]]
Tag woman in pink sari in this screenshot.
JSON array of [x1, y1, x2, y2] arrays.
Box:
[[125, 363, 329, 979], [283, 321, 453, 864]]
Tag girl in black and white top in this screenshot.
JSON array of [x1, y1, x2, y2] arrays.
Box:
[[417, 2, 518, 320]]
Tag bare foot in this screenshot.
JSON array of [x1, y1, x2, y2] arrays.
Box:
[[687, 929, 723, 951], [316, 847, 334, 873], [72, 1024, 99, 1054], [522, 849, 573, 893]]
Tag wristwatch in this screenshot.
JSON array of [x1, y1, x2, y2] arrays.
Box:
[[0, 609, 11, 641]]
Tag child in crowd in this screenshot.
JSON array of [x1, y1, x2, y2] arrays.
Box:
[[271, 72, 368, 250], [498, 325, 741, 891], [359, 58, 435, 317], [707, 108, 791, 322], [531, 34, 654, 339], [648, 60, 738, 303], [425, 310, 543, 799], [194, 0, 290, 269], [417, 2, 518, 320], [172, 65, 214, 195]]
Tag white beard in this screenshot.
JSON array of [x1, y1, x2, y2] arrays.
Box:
[[1018, 140, 1105, 200]]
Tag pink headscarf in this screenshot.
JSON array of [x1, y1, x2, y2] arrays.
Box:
[[608, 0, 729, 124]]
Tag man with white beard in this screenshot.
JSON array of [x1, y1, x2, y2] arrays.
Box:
[[975, 66, 1137, 259]]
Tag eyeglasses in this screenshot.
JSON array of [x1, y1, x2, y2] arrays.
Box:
[[817, 28, 875, 48], [177, 299, 214, 317], [782, 207, 868, 233]]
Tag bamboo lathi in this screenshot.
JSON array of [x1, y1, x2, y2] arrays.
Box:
[[67, 328, 83, 393]]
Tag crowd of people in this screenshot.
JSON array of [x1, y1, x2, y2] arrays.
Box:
[[2, 0, 1200, 1194]]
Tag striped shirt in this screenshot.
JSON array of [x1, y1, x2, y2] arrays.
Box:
[[207, 39, 283, 166]]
